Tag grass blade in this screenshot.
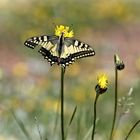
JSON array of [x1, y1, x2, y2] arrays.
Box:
[[11, 110, 31, 140], [34, 116, 43, 140], [69, 106, 77, 126], [124, 120, 140, 140]]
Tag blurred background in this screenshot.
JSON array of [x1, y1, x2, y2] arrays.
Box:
[[0, 0, 140, 140]]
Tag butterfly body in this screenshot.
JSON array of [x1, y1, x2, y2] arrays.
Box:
[[24, 33, 95, 67]]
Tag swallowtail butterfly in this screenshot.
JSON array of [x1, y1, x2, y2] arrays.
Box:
[[24, 27, 95, 67]]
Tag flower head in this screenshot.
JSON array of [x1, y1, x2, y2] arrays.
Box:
[[95, 73, 108, 94], [114, 54, 125, 70], [97, 73, 108, 89], [55, 25, 74, 38]]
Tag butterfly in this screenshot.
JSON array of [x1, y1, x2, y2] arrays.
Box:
[[24, 28, 95, 67]]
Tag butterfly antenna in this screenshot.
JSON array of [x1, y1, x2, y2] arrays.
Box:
[[70, 24, 74, 30], [34, 116, 43, 140], [52, 22, 57, 28]]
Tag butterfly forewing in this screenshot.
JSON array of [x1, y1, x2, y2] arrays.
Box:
[[24, 35, 47, 49], [24, 35, 58, 48], [24, 35, 60, 65]]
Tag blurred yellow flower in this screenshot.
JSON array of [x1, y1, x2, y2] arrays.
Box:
[[96, 1, 128, 20], [72, 88, 86, 103], [43, 98, 59, 112], [11, 98, 21, 109], [55, 25, 74, 38], [97, 73, 108, 89], [12, 62, 28, 77]]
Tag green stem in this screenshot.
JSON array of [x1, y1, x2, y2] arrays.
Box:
[[91, 93, 100, 140], [124, 120, 140, 140], [61, 67, 65, 140], [110, 67, 118, 140]]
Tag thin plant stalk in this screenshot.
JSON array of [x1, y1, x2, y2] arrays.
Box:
[[61, 66, 65, 140], [110, 66, 118, 140], [91, 93, 100, 140], [124, 120, 140, 140], [34, 116, 43, 140]]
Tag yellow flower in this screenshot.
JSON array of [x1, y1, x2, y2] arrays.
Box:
[[97, 73, 108, 89], [55, 25, 74, 38]]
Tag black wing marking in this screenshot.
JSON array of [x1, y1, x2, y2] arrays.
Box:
[[39, 47, 59, 66]]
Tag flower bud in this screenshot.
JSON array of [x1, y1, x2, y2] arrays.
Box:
[[114, 54, 125, 70]]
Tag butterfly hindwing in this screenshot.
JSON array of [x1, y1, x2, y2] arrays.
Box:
[[39, 47, 59, 66]]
